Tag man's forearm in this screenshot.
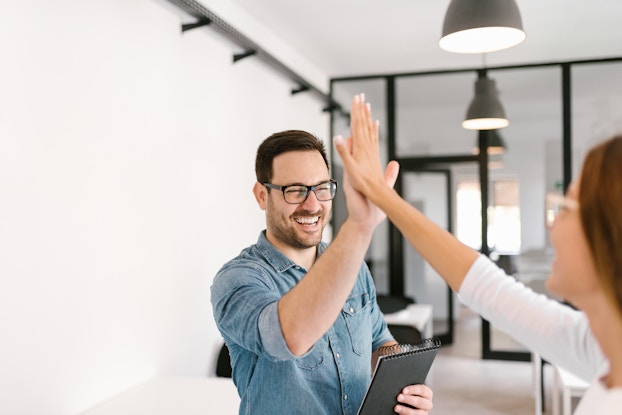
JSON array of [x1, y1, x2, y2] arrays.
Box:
[[278, 219, 374, 356]]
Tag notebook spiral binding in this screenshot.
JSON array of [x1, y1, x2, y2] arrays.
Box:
[[376, 337, 441, 359]]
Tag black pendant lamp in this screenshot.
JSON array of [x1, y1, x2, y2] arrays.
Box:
[[440, 0, 526, 54], [472, 129, 507, 155], [462, 71, 509, 130]]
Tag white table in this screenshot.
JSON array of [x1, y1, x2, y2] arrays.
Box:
[[81, 376, 240, 415], [552, 365, 589, 415], [383, 303, 433, 340]]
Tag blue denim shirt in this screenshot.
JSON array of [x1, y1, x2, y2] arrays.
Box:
[[211, 231, 393, 415]]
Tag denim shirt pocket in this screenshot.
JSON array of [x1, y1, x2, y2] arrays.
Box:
[[342, 292, 371, 355], [295, 337, 325, 370]]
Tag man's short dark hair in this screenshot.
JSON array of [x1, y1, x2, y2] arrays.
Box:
[[255, 130, 329, 184]]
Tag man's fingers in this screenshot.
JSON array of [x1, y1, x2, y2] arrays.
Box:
[[333, 135, 352, 164]]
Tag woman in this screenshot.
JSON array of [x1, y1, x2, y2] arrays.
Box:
[[334, 94, 622, 413]]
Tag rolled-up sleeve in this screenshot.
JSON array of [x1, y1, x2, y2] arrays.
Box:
[[258, 301, 308, 361], [212, 261, 304, 362]]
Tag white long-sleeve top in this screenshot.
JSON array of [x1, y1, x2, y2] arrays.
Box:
[[459, 255, 622, 414]]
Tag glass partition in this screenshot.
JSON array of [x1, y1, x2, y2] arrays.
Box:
[[572, 61, 622, 176], [396, 72, 475, 157], [331, 57, 622, 359], [401, 169, 465, 340]]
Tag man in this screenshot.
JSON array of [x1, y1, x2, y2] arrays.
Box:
[[211, 124, 433, 414]]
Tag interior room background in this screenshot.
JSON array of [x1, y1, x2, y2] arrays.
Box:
[[3, 1, 622, 415], [0, 1, 329, 414], [329, 59, 622, 356]]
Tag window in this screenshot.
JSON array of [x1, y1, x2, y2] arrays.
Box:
[[456, 178, 521, 254]]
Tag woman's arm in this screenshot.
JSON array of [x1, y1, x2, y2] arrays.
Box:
[[334, 94, 478, 291], [334, 94, 606, 381]]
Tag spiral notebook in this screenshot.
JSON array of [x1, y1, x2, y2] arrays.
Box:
[[357, 337, 441, 415]]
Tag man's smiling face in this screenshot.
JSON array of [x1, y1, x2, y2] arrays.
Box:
[[262, 150, 332, 253]]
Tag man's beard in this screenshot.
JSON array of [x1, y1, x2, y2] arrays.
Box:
[[267, 208, 325, 250]]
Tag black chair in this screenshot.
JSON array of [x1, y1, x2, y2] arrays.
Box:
[[376, 295, 422, 344], [376, 294, 416, 314], [216, 343, 232, 378], [387, 324, 422, 345]]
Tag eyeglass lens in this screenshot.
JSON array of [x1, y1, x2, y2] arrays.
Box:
[[545, 193, 560, 228], [545, 193, 577, 228], [284, 182, 336, 203]]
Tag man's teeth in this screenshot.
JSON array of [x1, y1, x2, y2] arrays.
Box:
[[295, 216, 319, 224]]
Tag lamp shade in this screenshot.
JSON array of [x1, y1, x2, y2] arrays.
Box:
[[440, 0, 526, 53], [462, 76, 509, 130], [472, 129, 507, 155]]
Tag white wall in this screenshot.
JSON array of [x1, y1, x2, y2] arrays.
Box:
[[0, 1, 329, 414]]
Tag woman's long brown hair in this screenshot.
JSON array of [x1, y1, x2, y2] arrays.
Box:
[[579, 135, 622, 317]]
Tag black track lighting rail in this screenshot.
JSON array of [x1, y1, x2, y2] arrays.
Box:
[[165, 0, 345, 114]]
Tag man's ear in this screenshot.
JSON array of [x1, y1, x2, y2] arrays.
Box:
[[253, 182, 268, 210]]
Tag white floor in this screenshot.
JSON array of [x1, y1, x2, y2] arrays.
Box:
[[428, 306, 559, 415]]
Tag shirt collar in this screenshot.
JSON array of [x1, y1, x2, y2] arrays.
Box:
[[256, 230, 327, 272]]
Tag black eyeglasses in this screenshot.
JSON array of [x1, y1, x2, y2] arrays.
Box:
[[263, 180, 338, 204]]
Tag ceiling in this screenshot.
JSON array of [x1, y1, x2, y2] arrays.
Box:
[[227, 0, 622, 78], [224, 0, 622, 154]]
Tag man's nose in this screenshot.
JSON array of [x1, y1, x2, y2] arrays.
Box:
[[300, 189, 321, 208]]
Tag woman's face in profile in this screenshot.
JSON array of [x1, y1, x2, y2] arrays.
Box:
[[547, 179, 602, 307]]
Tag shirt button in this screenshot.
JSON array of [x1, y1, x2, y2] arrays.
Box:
[[295, 266, 300, 270], [344, 395, 348, 400], [349, 307, 354, 313], [336, 353, 340, 358]]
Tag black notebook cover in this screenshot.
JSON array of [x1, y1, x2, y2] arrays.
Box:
[[357, 337, 441, 415]]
